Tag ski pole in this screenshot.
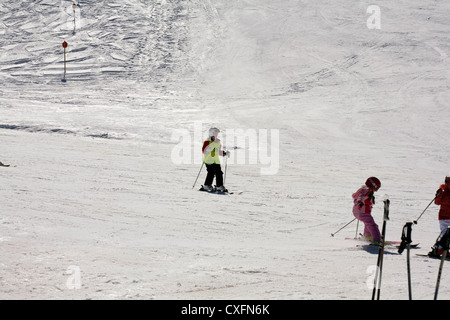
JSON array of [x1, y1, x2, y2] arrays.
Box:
[[413, 195, 437, 224], [434, 250, 448, 300], [434, 227, 450, 300], [398, 222, 413, 300], [223, 148, 228, 186], [331, 218, 356, 237], [372, 198, 390, 300], [407, 242, 412, 300], [355, 209, 361, 239], [192, 162, 204, 189]]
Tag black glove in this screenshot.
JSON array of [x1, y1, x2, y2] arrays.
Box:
[[436, 188, 444, 197], [358, 201, 364, 208]]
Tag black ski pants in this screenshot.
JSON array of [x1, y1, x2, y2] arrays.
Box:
[[204, 163, 224, 187]]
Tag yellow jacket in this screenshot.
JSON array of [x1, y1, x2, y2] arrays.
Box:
[[202, 138, 222, 164]]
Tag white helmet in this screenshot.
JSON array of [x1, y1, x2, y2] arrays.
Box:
[[209, 127, 220, 137]]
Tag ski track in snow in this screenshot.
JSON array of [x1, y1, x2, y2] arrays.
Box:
[[0, 0, 450, 300]]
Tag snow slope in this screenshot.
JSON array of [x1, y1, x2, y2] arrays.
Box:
[[0, 0, 449, 300]]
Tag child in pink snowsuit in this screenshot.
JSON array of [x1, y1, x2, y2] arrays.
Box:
[[352, 177, 382, 243]]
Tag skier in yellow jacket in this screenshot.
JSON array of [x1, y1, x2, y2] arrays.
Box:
[[201, 128, 229, 192]]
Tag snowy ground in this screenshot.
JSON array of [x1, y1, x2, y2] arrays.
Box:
[[0, 0, 449, 300]]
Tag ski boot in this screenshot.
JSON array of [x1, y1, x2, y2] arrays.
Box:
[[200, 185, 214, 192], [216, 185, 228, 193]]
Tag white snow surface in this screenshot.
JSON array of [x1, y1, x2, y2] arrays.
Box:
[[0, 0, 449, 300]]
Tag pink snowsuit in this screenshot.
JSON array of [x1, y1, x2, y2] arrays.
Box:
[[352, 185, 381, 242]]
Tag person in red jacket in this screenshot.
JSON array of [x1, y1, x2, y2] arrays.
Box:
[[352, 177, 382, 243], [429, 176, 450, 257]]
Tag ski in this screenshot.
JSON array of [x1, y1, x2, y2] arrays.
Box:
[[346, 237, 419, 248], [199, 186, 234, 195], [216, 191, 233, 195], [396, 243, 420, 248], [356, 243, 419, 249], [416, 253, 450, 261], [0, 162, 15, 167]]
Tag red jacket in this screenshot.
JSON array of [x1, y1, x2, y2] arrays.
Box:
[[435, 184, 450, 220], [352, 185, 375, 215]]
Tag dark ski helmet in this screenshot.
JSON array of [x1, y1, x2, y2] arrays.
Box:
[[366, 177, 381, 191], [446, 176, 450, 184]]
